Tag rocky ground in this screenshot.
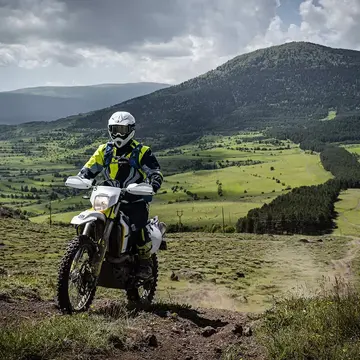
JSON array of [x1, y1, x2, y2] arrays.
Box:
[[0, 298, 265, 360]]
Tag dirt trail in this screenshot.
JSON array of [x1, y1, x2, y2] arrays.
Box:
[[166, 283, 240, 312]]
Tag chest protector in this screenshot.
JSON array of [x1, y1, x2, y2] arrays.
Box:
[[103, 140, 149, 179]]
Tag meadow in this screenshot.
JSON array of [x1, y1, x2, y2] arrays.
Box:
[[0, 132, 333, 229], [0, 218, 355, 313]]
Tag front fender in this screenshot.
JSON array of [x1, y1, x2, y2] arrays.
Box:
[[70, 210, 106, 225]]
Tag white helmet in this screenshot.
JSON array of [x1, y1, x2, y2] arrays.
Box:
[[108, 111, 135, 148]]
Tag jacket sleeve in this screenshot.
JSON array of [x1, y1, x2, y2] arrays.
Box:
[[77, 144, 105, 179], [140, 148, 163, 191]]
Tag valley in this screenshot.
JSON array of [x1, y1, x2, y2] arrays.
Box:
[[0, 131, 333, 230]]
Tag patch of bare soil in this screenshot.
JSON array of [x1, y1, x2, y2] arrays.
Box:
[[97, 300, 265, 360], [0, 298, 58, 325], [0, 298, 265, 360]]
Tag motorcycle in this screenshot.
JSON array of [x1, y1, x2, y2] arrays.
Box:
[[57, 176, 167, 314]]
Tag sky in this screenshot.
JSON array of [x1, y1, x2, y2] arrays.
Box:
[[1, 0, 360, 91]]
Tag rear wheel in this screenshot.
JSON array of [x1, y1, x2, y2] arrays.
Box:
[[126, 253, 158, 307], [57, 236, 97, 314]]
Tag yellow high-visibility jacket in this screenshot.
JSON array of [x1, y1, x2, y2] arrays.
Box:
[[78, 139, 163, 191]]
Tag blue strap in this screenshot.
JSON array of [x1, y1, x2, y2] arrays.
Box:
[[104, 142, 114, 167], [129, 143, 143, 170]]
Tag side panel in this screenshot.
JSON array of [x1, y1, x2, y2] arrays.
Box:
[[147, 219, 163, 254]]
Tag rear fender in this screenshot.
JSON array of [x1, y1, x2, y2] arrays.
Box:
[[71, 210, 106, 226]]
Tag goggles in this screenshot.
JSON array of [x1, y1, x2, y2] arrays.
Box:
[[109, 124, 134, 137]]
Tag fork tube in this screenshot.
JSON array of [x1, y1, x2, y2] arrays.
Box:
[[93, 202, 122, 277]]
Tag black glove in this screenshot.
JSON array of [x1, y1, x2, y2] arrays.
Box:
[[150, 176, 162, 193]]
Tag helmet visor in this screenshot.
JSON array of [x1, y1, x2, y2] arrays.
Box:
[[109, 124, 133, 137]]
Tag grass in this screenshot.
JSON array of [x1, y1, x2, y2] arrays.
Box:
[[0, 132, 333, 227], [0, 313, 128, 360], [320, 110, 337, 121], [30, 144, 332, 227], [333, 189, 360, 237], [1, 218, 355, 313], [258, 279, 360, 360]]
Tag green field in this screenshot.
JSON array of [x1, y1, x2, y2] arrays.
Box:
[[334, 189, 360, 237], [0, 132, 332, 228]]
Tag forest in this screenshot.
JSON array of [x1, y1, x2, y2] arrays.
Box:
[[237, 115, 360, 235]]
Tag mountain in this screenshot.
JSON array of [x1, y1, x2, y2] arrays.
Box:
[[0, 82, 169, 125], [4, 42, 360, 148]]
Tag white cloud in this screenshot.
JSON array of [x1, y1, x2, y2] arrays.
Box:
[[248, 0, 360, 51], [1, 0, 360, 89]]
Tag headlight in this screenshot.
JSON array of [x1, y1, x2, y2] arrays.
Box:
[[93, 195, 110, 211]]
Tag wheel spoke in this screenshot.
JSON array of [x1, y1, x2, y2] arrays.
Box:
[[67, 246, 94, 311]]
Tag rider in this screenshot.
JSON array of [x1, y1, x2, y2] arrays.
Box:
[[77, 111, 163, 279]]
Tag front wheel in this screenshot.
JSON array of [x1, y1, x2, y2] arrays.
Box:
[[57, 235, 97, 314], [126, 253, 158, 307]]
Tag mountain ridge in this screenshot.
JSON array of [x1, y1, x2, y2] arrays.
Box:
[[0, 82, 170, 125], [4, 41, 360, 148]]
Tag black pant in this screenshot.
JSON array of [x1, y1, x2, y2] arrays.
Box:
[[121, 201, 150, 249]]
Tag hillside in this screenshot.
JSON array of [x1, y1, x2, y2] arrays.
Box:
[[0, 82, 169, 125], [2, 218, 360, 359]]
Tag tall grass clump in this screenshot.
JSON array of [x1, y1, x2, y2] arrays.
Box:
[[0, 313, 127, 360], [258, 279, 360, 360]]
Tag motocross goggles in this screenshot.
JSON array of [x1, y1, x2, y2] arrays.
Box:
[[109, 124, 134, 138]]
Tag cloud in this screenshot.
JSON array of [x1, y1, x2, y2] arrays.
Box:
[[1, 0, 360, 88], [247, 0, 360, 51]]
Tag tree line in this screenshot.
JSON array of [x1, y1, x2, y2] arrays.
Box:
[[237, 115, 360, 235]]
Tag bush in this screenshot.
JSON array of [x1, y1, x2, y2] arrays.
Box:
[[224, 225, 235, 233]]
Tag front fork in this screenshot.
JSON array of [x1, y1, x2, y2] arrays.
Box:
[[82, 202, 121, 277]]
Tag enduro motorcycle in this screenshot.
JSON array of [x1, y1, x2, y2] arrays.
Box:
[[57, 176, 167, 314]]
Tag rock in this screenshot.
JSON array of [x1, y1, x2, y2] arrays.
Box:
[[147, 334, 158, 347], [202, 326, 216, 337], [108, 334, 125, 350], [179, 269, 205, 281], [299, 238, 310, 243], [236, 272, 245, 278], [243, 326, 253, 337], [170, 271, 179, 281], [232, 324, 243, 335], [171, 326, 181, 334]]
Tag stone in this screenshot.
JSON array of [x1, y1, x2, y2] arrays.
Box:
[[232, 324, 243, 335], [147, 334, 158, 347], [202, 326, 216, 337]]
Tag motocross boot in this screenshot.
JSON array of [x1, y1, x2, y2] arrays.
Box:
[[136, 234, 153, 280]]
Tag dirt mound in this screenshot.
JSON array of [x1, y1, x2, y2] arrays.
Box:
[[0, 299, 265, 360], [98, 301, 265, 360]]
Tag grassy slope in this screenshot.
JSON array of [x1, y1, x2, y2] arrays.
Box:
[[0, 218, 354, 313]]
